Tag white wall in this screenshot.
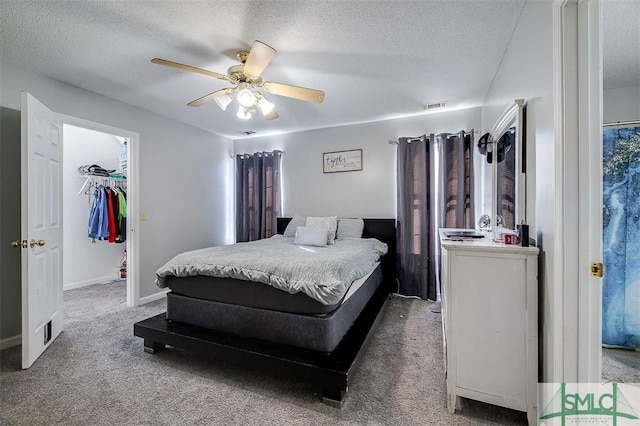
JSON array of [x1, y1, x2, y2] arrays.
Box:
[[603, 86, 640, 123], [234, 108, 482, 219], [62, 125, 126, 289], [0, 63, 233, 304], [480, 1, 556, 381]]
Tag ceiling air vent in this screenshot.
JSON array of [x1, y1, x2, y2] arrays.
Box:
[[424, 102, 447, 110]]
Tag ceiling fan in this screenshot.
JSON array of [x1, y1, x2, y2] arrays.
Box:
[[151, 40, 325, 121]]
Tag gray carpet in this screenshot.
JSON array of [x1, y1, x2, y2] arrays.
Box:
[[602, 348, 640, 383], [0, 282, 532, 425]]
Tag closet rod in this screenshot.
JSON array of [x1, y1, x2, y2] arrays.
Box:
[[77, 175, 127, 196], [388, 130, 479, 145]]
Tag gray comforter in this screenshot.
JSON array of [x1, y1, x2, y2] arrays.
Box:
[[155, 235, 388, 305]]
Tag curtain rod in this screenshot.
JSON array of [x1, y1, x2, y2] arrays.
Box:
[[388, 130, 478, 145], [603, 120, 640, 128], [388, 136, 424, 144], [235, 150, 284, 157]]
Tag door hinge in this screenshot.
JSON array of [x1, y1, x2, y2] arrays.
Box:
[[590, 262, 604, 278]]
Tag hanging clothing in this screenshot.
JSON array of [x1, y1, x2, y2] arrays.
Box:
[[116, 188, 127, 243], [88, 185, 110, 240], [111, 188, 121, 241], [87, 183, 127, 242], [112, 187, 127, 243], [106, 188, 117, 243]]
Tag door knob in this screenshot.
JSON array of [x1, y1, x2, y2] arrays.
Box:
[[11, 240, 27, 248], [29, 239, 45, 248]]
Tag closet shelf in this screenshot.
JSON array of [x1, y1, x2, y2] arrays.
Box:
[[77, 174, 127, 195]]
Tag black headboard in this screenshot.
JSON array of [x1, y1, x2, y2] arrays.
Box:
[[276, 217, 397, 290]]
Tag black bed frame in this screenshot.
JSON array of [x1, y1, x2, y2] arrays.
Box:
[[134, 217, 396, 407]]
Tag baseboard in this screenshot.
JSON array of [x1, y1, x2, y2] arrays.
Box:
[[139, 289, 169, 305], [64, 275, 121, 291], [0, 334, 21, 350]]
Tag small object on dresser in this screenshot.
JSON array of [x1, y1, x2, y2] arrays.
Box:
[[504, 233, 518, 244], [518, 223, 530, 247], [478, 214, 491, 232]]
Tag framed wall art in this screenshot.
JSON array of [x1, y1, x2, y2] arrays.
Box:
[[323, 149, 362, 173]]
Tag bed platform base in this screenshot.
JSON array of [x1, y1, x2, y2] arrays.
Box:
[[134, 280, 390, 407]]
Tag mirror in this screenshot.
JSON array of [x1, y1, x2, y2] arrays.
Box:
[[478, 99, 526, 233]]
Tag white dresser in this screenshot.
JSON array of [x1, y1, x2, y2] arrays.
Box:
[[439, 229, 539, 425]]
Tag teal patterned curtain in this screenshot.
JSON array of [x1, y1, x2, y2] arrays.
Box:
[[602, 123, 640, 349]]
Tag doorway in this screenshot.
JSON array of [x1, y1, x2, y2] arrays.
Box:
[[6, 93, 140, 366], [60, 116, 140, 308], [62, 124, 128, 299]]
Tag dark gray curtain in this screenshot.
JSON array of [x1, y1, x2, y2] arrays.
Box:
[[236, 150, 282, 242], [496, 131, 516, 229], [438, 131, 475, 229], [396, 135, 435, 299], [396, 131, 474, 300]]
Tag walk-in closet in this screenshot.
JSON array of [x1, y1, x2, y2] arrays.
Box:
[[63, 124, 129, 295]]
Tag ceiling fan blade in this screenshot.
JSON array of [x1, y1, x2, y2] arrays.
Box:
[[151, 58, 226, 80], [243, 40, 277, 78], [263, 82, 325, 103], [187, 88, 233, 108]]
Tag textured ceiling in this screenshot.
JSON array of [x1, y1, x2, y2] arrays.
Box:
[[0, 1, 635, 139], [602, 0, 640, 90]]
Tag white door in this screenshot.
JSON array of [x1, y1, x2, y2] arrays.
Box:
[[21, 92, 64, 369]]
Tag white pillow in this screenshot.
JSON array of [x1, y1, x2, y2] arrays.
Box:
[[306, 216, 337, 244], [337, 218, 364, 239], [293, 226, 328, 247], [283, 215, 307, 237]]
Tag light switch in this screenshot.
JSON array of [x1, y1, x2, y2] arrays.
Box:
[[141, 211, 147, 221]]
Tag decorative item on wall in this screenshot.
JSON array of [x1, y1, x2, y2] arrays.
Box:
[[323, 149, 363, 173]]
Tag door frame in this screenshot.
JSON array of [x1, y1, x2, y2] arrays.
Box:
[[60, 114, 141, 307], [552, 0, 602, 383]]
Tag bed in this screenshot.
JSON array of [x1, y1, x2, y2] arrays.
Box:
[[134, 217, 396, 406]]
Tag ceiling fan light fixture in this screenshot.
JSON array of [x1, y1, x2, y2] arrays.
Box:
[[237, 88, 256, 108], [237, 105, 253, 120], [256, 96, 275, 116], [213, 89, 234, 111], [152, 40, 324, 121]]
